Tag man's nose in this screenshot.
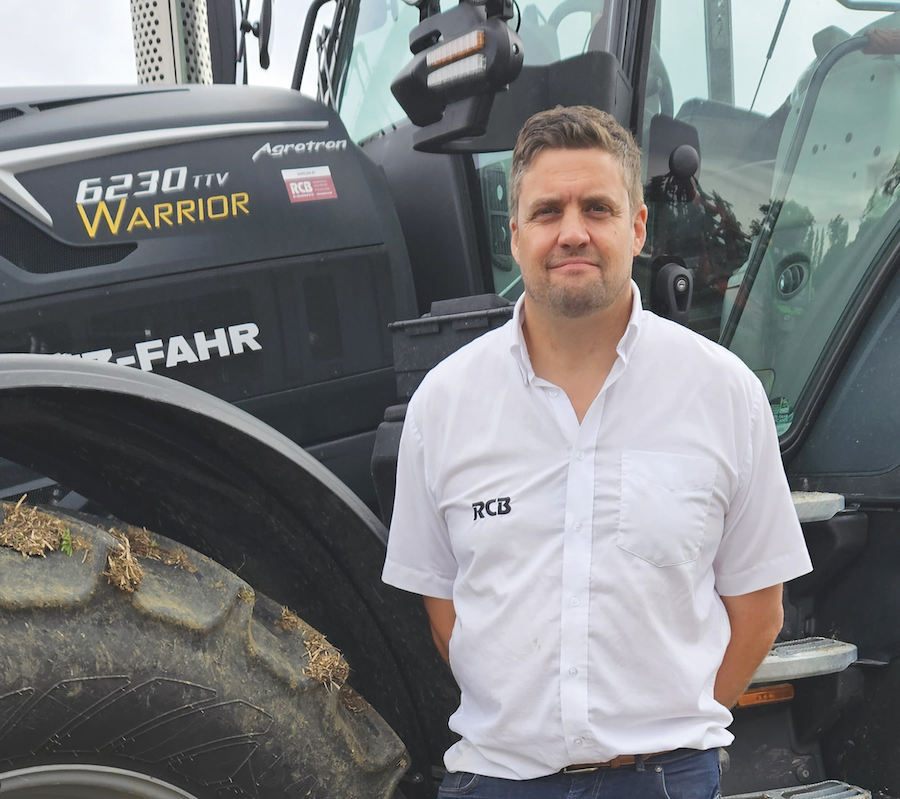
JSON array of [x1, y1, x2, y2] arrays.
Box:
[[557, 209, 590, 247]]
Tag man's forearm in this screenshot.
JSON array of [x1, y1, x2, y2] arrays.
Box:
[[423, 595, 456, 665], [715, 584, 784, 708]]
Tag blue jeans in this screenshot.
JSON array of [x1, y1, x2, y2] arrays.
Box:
[[438, 749, 720, 799]]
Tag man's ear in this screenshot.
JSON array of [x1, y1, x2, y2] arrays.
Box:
[[510, 216, 519, 263], [632, 204, 648, 257]]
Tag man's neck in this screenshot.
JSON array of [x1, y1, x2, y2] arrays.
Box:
[[522, 287, 633, 422]]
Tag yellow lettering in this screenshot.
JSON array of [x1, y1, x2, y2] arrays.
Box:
[[232, 192, 249, 215], [198, 196, 205, 221], [154, 203, 174, 227], [207, 195, 228, 219], [126, 206, 152, 232], [77, 199, 126, 238], [177, 200, 195, 225]]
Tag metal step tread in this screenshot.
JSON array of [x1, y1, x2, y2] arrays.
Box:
[[752, 637, 857, 684], [725, 779, 870, 799], [792, 491, 845, 523]]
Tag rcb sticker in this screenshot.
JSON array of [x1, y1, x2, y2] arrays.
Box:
[[281, 166, 338, 203]]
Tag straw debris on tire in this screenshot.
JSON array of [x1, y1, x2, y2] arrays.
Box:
[[102, 524, 195, 592], [275, 606, 351, 691], [0, 503, 408, 798], [0, 495, 89, 558]]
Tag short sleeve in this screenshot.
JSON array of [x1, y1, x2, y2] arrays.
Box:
[[382, 401, 457, 599], [714, 380, 812, 596]]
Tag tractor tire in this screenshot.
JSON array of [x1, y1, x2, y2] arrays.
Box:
[[0, 507, 408, 799]]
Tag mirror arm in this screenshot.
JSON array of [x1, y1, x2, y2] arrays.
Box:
[[293, 0, 336, 90]]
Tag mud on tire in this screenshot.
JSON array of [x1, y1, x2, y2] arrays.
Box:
[[0, 507, 408, 799]]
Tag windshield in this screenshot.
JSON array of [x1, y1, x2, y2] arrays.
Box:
[[337, 0, 900, 440], [724, 7, 900, 432], [336, 0, 421, 143], [642, 0, 900, 437], [337, 0, 606, 142], [336, 0, 613, 299]]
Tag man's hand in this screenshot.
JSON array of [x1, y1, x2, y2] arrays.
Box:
[[715, 584, 784, 709], [423, 595, 456, 665]]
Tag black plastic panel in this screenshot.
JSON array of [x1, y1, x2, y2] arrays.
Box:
[[822, 660, 900, 793], [442, 51, 633, 153], [789, 251, 900, 499], [0, 249, 393, 399], [362, 123, 487, 313], [814, 510, 900, 663], [724, 703, 822, 794]]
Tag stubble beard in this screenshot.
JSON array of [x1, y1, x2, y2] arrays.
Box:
[[526, 253, 630, 319]]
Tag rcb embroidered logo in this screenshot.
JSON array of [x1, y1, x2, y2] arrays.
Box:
[[472, 498, 512, 520]]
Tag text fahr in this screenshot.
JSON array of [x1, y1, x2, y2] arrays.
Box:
[[79, 323, 262, 372]]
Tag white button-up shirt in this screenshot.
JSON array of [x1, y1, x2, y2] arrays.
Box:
[[382, 283, 812, 780]]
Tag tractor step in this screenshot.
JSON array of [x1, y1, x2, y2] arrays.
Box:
[[792, 491, 845, 523], [752, 637, 857, 683], [726, 780, 870, 798]]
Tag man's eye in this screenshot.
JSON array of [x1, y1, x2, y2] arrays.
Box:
[[590, 204, 610, 214]]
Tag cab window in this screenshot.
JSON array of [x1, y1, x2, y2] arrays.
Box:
[[641, 0, 898, 437]]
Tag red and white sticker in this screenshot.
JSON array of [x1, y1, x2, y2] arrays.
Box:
[[281, 166, 338, 203]]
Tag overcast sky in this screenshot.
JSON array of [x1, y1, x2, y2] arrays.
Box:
[[0, 0, 317, 93], [3, 1, 890, 117]]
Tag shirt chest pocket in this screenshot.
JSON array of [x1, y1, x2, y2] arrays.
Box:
[[616, 450, 718, 567]]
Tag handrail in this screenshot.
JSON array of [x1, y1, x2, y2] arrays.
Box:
[[720, 34, 870, 345], [292, 0, 335, 91]]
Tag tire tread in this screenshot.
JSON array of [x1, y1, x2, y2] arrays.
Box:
[[0, 507, 407, 798]]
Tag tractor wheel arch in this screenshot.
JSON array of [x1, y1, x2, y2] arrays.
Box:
[[0, 355, 458, 797]]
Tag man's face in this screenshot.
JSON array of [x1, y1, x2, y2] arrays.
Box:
[[510, 147, 647, 320]]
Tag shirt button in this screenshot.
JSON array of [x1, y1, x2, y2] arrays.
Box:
[[549, 388, 559, 397], [576, 450, 585, 461], [573, 522, 582, 531], [569, 667, 578, 676], [570, 596, 579, 606], [574, 738, 583, 746]]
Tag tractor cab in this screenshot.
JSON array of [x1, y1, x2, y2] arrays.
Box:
[[319, 0, 900, 455], [310, 0, 900, 794]]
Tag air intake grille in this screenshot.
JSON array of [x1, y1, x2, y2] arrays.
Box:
[[132, 0, 168, 83], [0, 108, 24, 123], [177, 0, 213, 84], [0, 202, 136, 274], [131, 0, 213, 84]]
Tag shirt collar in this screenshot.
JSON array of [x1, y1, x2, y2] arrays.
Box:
[[508, 279, 644, 385]]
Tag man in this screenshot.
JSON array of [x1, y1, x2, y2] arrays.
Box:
[[382, 106, 812, 799]]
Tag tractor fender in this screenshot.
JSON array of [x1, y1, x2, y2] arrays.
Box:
[[0, 354, 458, 794]]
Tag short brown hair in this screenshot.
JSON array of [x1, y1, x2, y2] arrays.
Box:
[[508, 105, 643, 219]]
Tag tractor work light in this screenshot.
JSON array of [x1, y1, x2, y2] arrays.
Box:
[[427, 54, 488, 89], [391, 1, 524, 150], [426, 31, 486, 68]]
